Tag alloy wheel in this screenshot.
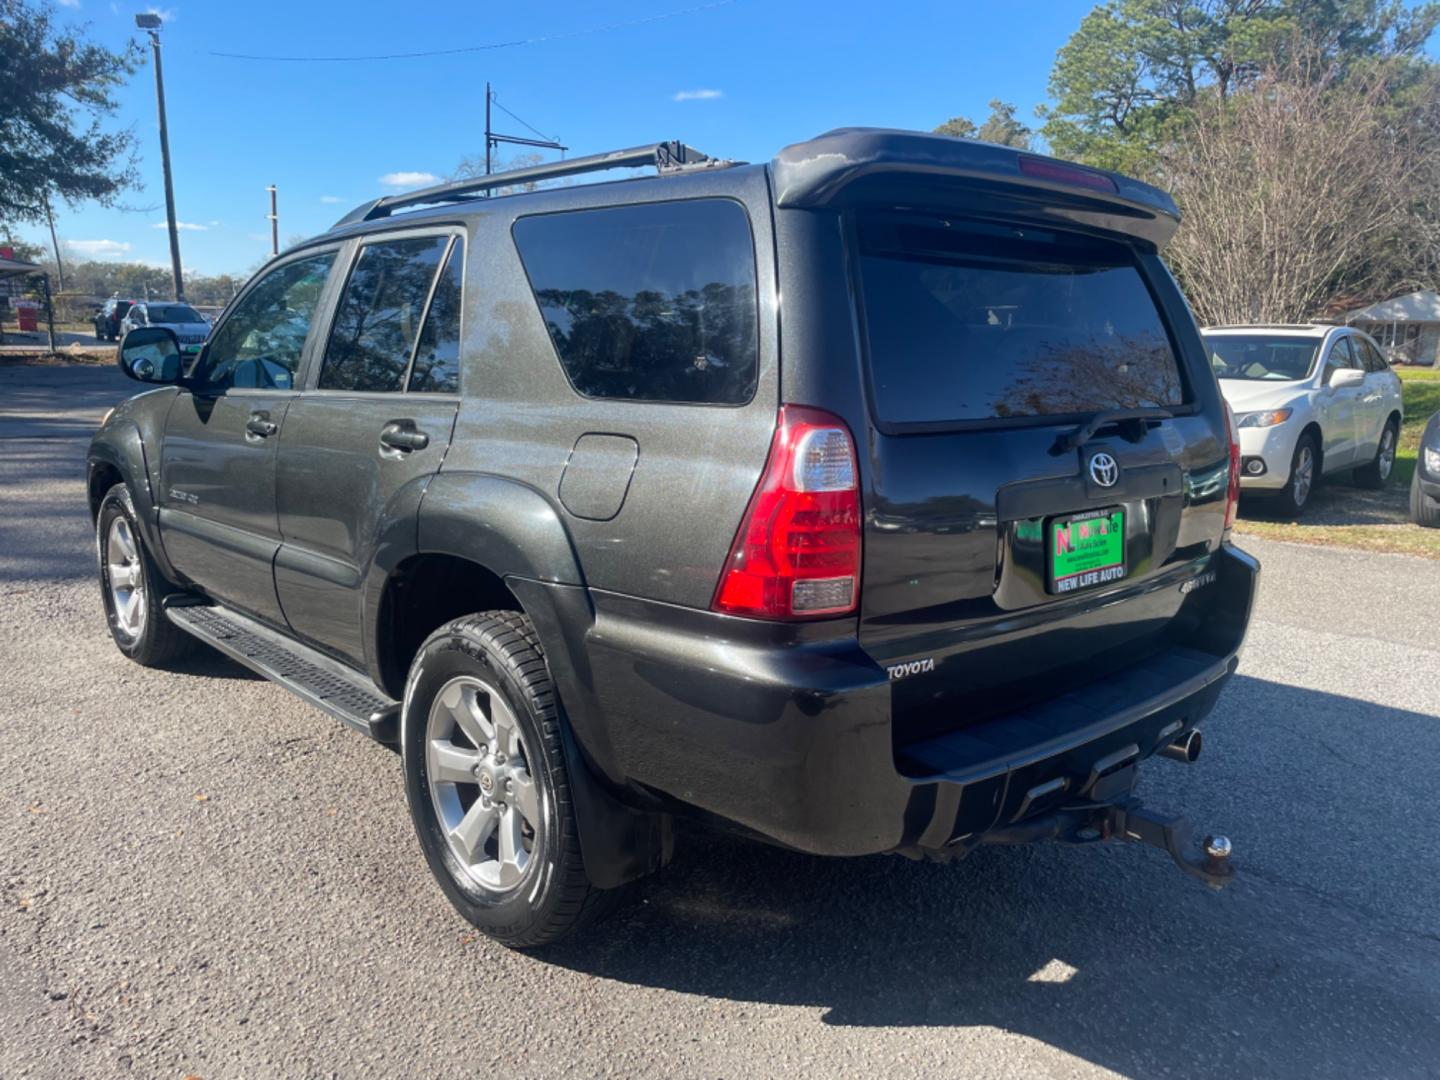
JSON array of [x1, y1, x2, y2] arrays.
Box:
[[425, 676, 542, 893], [106, 517, 147, 639], [1378, 427, 1396, 481], [1293, 445, 1314, 507]]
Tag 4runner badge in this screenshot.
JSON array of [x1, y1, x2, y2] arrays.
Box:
[[887, 658, 935, 681], [1179, 570, 1217, 594]]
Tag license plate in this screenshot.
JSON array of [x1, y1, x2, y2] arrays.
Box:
[[1048, 507, 1126, 594]]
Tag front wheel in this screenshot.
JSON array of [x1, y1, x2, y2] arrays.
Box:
[[1413, 467, 1440, 528], [96, 483, 194, 666], [1355, 419, 1399, 489], [402, 611, 624, 948], [1273, 433, 1319, 518]]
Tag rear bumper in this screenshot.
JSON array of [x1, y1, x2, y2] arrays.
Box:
[[553, 544, 1259, 858]]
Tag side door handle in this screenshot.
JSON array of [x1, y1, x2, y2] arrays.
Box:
[[245, 412, 279, 438], [379, 421, 430, 453]]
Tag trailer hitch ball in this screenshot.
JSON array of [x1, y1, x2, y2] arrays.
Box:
[[1204, 835, 1232, 875]]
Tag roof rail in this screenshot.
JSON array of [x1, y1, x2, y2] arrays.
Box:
[[332, 141, 723, 229]]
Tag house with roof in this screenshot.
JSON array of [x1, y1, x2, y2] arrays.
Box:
[[1339, 290, 1440, 366]]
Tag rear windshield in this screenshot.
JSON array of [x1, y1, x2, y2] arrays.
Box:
[[857, 213, 1185, 424], [1204, 334, 1318, 381], [147, 304, 202, 323]]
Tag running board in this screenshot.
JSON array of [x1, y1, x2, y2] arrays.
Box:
[[166, 603, 399, 743]]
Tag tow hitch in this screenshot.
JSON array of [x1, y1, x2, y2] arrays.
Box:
[[981, 796, 1236, 889], [1093, 797, 1235, 889]]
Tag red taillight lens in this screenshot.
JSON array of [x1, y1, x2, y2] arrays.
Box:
[[1224, 403, 1241, 535], [712, 405, 861, 620], [1018, 155, 1118, 193]]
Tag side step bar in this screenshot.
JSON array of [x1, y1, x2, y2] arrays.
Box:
[[166, 602, 399, 743]]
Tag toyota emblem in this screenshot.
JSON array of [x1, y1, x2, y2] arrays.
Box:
[[1089, 452, 1119, 488]]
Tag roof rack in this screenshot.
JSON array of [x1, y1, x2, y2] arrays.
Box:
[[333, 141, 724, 229]]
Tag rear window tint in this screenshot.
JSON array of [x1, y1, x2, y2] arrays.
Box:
[[512, 199, 758, 405], [857, 213, 1185, 424]]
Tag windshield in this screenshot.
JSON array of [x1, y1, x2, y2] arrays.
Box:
[[1205, 335, 1318, 381], [146, 304, 202, 324], [857, 212, 1186, 425]]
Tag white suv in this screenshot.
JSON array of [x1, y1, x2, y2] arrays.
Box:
[[1203, 324, 1403, 516]]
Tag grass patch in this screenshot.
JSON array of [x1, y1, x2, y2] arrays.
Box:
[[1236, 517, 1440, 559], [1395, 367, 1440, 486]]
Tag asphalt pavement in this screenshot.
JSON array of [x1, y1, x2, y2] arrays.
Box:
[[2, 363, 1438, 1079]]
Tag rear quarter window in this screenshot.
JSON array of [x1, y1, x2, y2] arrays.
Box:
[[512, 199, 758, 405], [856, 213, 1186, 425]]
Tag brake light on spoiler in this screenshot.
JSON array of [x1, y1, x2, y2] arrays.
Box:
[[712, 406, 862, 620], [1018, 155, 1118, 194]]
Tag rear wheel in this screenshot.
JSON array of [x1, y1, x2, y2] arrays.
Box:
[[1274, 433, 1318, 518], [96, 483, 194, 666], [1355, 419, 1399, 489], [402, 611, 623, 948], [1413, 467, 1440, 528]]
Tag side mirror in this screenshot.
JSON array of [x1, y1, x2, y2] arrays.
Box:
[[1328, 367, 1365, 390], [118, 326, 184, 385]]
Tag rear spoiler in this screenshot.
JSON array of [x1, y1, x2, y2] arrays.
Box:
[[770, 128, 1180, 249]]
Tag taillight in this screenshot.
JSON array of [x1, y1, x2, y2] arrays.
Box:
[[712, 405, 862, 620], [1223, 403, 1241, 536]]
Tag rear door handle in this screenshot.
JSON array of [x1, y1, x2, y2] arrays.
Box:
[[379, 421, 430, 453], [245, 413, 278, 438]]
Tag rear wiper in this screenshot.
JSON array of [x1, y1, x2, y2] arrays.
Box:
[[1051, 408, 1174, 455]]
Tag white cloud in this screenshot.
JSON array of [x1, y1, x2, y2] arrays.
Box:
[[319, 195, 342, 204], [207, 219, 221, 227], [57, 0, 81, 8], [673, 88, 723, 102], [152, 220, 207, 231], [65, 239, 131, 259], [143, 6, 176, 21], [378, 171, 441, 189]]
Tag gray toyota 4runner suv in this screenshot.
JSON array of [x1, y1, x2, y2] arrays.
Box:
[[90, 130, 1258, 947]]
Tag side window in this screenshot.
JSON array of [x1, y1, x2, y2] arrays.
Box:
[[512, 199, 759, 405], [1359, 338, 1387, 373], [1325, 336, 1356, 382], [318, 236, 450, 393], [407, 238, 463, 393], [197, 252, 336, 392]]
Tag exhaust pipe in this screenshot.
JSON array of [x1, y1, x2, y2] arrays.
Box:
[[1159, 728, 1202, 764]]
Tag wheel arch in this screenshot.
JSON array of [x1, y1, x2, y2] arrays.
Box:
[[87, 421, 179, 581], [369, 473, 667, 889], [1297, 420, 1324, 474]]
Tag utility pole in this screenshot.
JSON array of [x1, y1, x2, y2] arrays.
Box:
[[42, 192, 64, 293], [482, 84, 566, 197], [267, 185, 279, 256], [136, 12, 184, 300]]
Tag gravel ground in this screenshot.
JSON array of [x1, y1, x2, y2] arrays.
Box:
[[3, 365, 1439, 1079]]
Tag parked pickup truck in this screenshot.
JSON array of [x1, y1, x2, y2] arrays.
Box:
[[89, 129, 1257, 947]]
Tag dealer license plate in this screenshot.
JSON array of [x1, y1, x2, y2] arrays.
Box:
[[1048, 507, 1126, 594]]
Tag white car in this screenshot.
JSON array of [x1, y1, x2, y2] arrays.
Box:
[[118, 301, 212, 363], [1203, 324, 1403, 516]]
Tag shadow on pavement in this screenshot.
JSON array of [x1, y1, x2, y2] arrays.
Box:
[[542, 677, 1440, 1079]]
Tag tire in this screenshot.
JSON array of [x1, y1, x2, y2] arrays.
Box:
[[1413, 467, 1440, 528], [1273, 432, 1319, 518], [1355, 418, 1399, 489], [96, 483, 194, 666], [401, 611, 624, 948]]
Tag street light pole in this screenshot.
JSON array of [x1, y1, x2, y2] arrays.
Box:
[[136, 13, 184, 300], [267, 185, 278, 256]]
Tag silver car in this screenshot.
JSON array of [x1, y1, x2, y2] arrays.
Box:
[[1204, 324, 1403, 516], [118, 301, 211, 362]]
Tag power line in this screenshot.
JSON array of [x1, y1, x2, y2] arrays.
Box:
[[209, 0, 736, 62], [491, 95, 557, 144]]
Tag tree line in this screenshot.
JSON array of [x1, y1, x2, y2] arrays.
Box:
[[938, 0, 1440, 324]]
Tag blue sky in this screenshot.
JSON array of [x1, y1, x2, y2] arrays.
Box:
[[21, 0, 1100, 276]]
